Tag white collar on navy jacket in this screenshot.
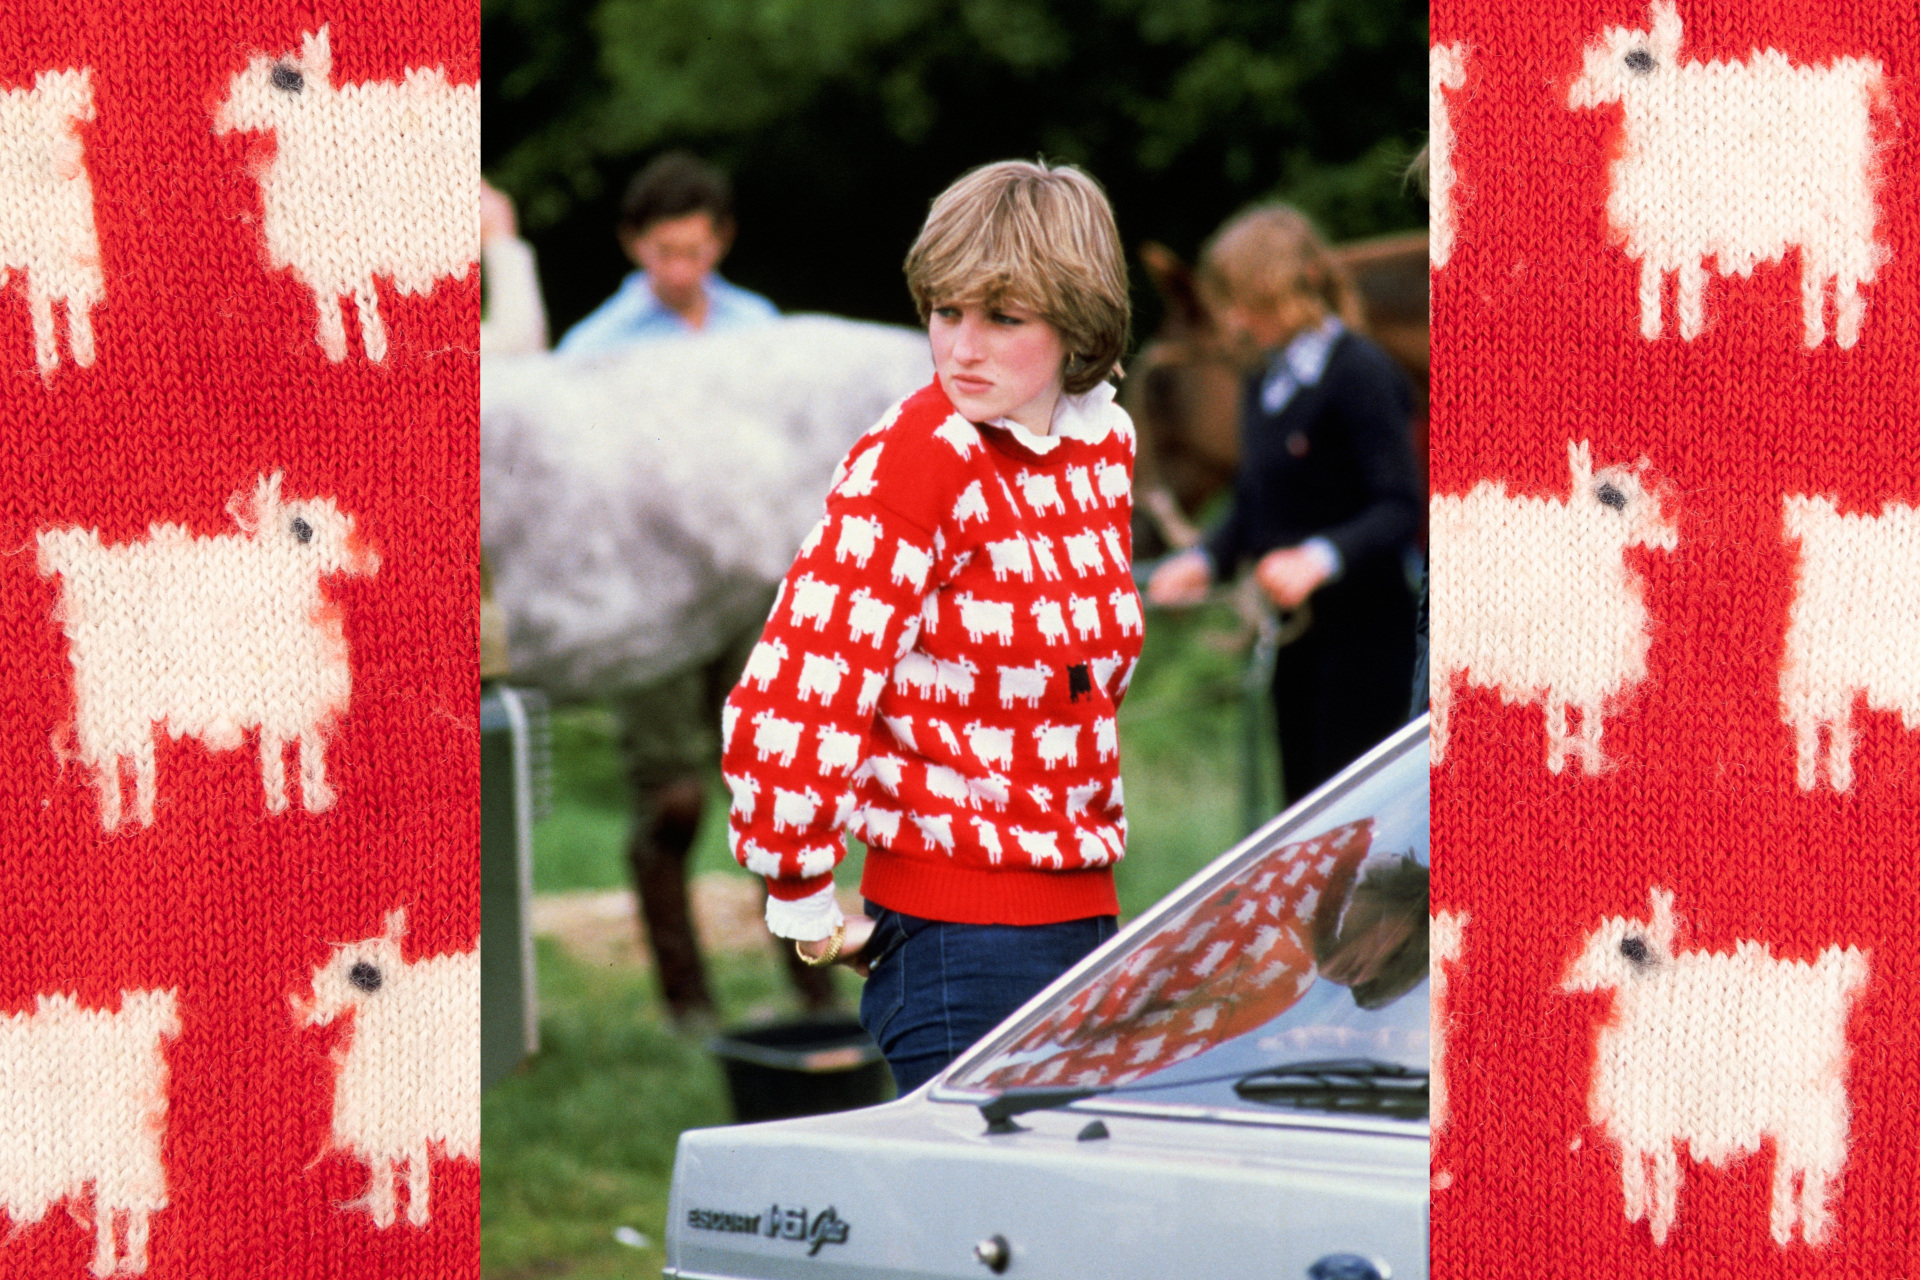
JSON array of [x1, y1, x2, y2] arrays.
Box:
[[986, 380, 1121, 454], [1259, 314, 1346, 415]]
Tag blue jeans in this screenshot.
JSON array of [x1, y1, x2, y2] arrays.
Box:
[[858, 901, 1118, 1096]]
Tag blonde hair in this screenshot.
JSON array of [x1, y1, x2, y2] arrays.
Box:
[[904, 159, 1130, 396], [1199, 204, 1365, 331]]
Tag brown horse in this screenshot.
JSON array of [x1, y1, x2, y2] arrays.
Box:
[[1122, 231, 1429, 556]]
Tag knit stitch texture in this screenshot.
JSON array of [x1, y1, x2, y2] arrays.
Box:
[[1432, 2, 1917, 1272], [0, 4, 478, 1276]]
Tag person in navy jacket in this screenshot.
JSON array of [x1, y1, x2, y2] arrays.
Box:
[[1150, 205, 1419, 803]]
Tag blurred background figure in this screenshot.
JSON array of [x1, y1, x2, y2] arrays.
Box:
[[480, 178, 548, 357], [510, 151, 837, 1025], [556, 151, 776, 352], [479, 179, 540, 688], [1148, 206, 1419, 803]]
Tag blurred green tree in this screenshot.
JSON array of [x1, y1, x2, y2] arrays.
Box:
[[483, 0, 1427, 336]]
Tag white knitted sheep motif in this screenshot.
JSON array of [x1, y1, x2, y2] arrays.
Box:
[[1429, 911, 1467, 1140], [1561, 888, 1867, 1248], [1779, 494, 1920, 791], [1568, 2, 1886, 348], [297, 909, 479, 1229], [37, 472, 380, 831], [0, 989, 179, 1276], [0, 69, 104, 378], [1429, 45, 1468, 270], [214, 27, 479, 362], [1429, 441, 1677, 774]]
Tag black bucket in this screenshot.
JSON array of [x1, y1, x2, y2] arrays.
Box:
[[708, 1014, 895, 1123]]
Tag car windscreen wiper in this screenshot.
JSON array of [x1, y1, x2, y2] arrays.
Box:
[[976, 1057, 1430, 1131], [1233, 1058, 1429, 1118], [978, 1086, 1112, 1131]]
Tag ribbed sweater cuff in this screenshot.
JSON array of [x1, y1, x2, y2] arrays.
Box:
[[860, 849, 1119, 925]]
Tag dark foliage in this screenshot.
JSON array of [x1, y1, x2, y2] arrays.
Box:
[[483, 0, 1427, 339]]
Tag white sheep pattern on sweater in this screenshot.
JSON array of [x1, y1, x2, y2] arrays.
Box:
[[724, 384, 1141, 940], [0, 68, 103, 378], [1567, 1, 1885, 348], [37, 472, 379, 830], [1779, 494, 1920, 791], [298, 909, 480, 1229], [0, 989, 179, 1277], [214, 26, 479, 362], [1562, 888, 1867, 1248], [1430, 910, 1468, 1139], [1429, 44, 1469, 269], [1430, 440, 1678, 773]]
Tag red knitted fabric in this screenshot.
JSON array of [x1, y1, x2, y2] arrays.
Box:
[[721, 379, 1143, 935], [1431, 3, 1919, 1273], [0, 5, 478, 1278]]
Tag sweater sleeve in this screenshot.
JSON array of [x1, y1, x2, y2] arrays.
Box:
[[718, 424, 953, 940]]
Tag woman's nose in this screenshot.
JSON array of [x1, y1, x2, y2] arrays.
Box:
[[950, 317, 985, 361]]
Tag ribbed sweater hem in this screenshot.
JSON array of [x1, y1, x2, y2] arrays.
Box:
[[860, 847, 1119, 925]]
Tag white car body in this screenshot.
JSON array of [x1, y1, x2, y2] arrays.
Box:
[[668, 718, 1432, 1280]]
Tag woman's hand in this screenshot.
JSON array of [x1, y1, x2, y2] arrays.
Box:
[[481, 179, 517, 243], [1146, 549, 1211, 607], [1254, 546, 1333, 609], [797, 914, 878, 977]]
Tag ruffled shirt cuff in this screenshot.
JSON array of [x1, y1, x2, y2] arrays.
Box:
[[1299, 536, 1344, 583], [763, 882, 846, 941]]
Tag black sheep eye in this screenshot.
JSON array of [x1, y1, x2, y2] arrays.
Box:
[[291, 516, 313, 543], [1625, 48, 1654, 74], [271, 64, 304, 93], [1597, 482, 1626, 510], [349, 961, 382, 993], [1619, 936, 1652, 967]]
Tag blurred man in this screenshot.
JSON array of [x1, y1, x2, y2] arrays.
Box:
[[550, 153, 825, 1025], [557, 150, 777, 353]]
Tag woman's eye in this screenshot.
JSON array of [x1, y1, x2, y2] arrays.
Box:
[[992, 312, 1023, 325]]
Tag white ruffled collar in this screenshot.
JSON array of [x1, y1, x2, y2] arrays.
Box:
[[1260, 314, 1345, 415], [986, 380, 1121, 454]]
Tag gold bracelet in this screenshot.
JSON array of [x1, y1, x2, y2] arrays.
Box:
[[796, 922, 846, 968]]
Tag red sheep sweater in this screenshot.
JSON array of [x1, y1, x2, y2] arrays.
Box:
[[1432, 3, 1920, 1274], [722, 378, 1145, 940]]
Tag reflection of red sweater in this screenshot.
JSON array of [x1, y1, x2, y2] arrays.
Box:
[[721, 378, 1145, 939]]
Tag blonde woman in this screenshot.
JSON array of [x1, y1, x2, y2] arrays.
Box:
[[1148, 205, 1419, 802], [719, 160, 1140, 1093]]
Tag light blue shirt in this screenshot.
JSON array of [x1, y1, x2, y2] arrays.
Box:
[[556, 270, 779, 355]]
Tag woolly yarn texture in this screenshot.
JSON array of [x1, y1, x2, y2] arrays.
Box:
[[1432, 3, 1917, 1273], [0, 4, 478, 1277]]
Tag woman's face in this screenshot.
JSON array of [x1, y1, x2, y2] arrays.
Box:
[[929, 298, 1068, 433], [1216, 287, 1327, 365]]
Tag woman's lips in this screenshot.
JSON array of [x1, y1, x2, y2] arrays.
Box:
[[951, 375, 993, 394]]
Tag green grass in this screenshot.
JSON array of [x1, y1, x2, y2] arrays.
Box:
[[482, 941, 859, 1279], [486, 598, 1269, 1276]]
